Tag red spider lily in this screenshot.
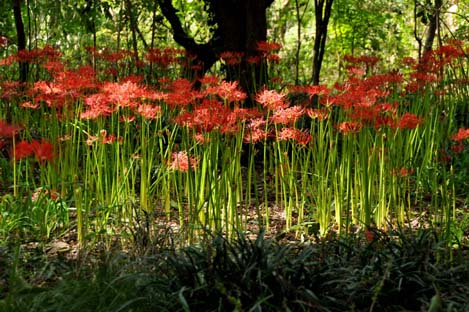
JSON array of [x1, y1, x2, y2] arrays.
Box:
[[135, 60, 145, 68], [51, 66, 98, 94], [347, 67, 365, 77], [86, 135, 98, 146], [396, 113, 423, 130], [395, 167, 416, 177], [271, 77, 284, 84], [244, 127, 269, 144], [145, 48, 183, 68], [0, 55, 17, 66], [0, 120, 21, 138], [174, 99, 232, 132], [205, 81, 247, 103], [136, 104, 162, 119], [255, 89, 289, 110], [15, 45, 61, 64], [256, 41, 282, 53], [31, 140, 55, 163], [193, 133, 209, 144], [277, 127, 312, 145], [402, 57, 416, 67], [246, 55, 261, 64], [120, 115, 136, 123], [169, 151, 198, 172], [0, 81, 23, 101], [13, 140, 55, 163], [220, 51, 244, 65], [43, 60, 65, 74], [306, 108, 329, 121], [451, 143, 464, 154], [101, 81, 150, 107], [243, 118, 269, 143], [13, 141, 34, 159], [81, 94, 114, 119], [227, 107, 264, 124], [20, 101, 40, 109], [348, 106, 380, 124], [374, 115, 396, 129], [121, 75, 145, 84], [434, 44, 466, 64], [101, 133, 120, 144], [271, 106, 304, 125], [199, 75, 220, 87], [165, 78, 200, 107], [337, 121, 363, 135], [31, 188, 60, 202], [344, 54, 380, 68], [267, 54, 281, 63], [364, 229, 375, 242], [451, 128, 469, 142]]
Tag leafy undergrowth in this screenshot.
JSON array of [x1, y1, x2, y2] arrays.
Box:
[[1, 229, 469, 312]]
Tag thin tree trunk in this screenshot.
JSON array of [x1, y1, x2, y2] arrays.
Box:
[[295, 0, 301, 85], [125, 0, 139, 64], [413, 0, 423, 60], [311, 0, 333, 87], [423, 0, 443, 56], [12, 0, 28, 83]]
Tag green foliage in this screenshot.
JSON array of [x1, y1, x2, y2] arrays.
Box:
[[3, 229, 469, 311]]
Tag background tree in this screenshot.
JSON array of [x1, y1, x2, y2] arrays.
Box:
[[12, 0, 28, 82], [414, 0, 444, 60], [311, 0, 333, 86], [157, 0, 275, 98]]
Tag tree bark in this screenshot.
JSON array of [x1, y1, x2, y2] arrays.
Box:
[[311, 0, 333, 87], [12, 0, 28, 82], [157, 0, 274, 102], [423, 0, 443, 56]]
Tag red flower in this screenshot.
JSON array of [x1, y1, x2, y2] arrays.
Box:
[[338, 121, 363, 135], [256, 41, 282, 53], [169, 151, 198, 172], [451, 143, 464, 154], [199, 75, 220, 87], [451, 128, 469, 142], [0, 120, 21, 138], [364, 229, 375, 242], [306, 108, 329, 121], [13, 140, 34, 160], [244, 118, 269, 143], [271, 106, 304, 125], [173, 99, 232, 133], [219, 51, 244, 65], [205, 81, 247, 103], [277, 128, 312, 145], [244, 128, 269, 144], [31, 140, 55, 163], [136, 104, 162, 119], [255, 89, 289, 110], [396, 113, 423, 130]]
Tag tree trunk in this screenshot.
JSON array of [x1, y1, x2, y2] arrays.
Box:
[[158, 0, 274, 104], [423, 0, 443, 56], [125, 0, 140, 63], [310, 0, 333, 107], [12, 0, 28, 83], [208, 0, 272, 95], [311, 0, 333, 87]]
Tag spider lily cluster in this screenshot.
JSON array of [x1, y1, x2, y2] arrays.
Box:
[[0, 40, 468, 244]]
